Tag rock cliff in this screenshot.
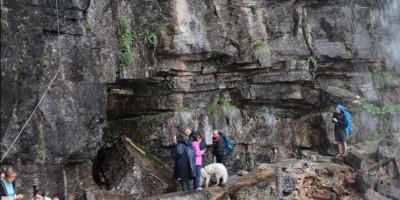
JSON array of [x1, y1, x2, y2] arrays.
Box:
[[1, 0, 399, 199]]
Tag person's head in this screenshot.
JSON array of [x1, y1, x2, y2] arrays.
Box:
[[5, 167, 16, 183], [183, 128, 191, 137], [194, 134, 202, 141], [52, 194, 61, 200], [212, 129, 219, 137], [34, 189, 46, 200], [336, 104, 345, 114]]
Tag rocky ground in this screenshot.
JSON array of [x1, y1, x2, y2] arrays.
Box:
[[1, 0, 399, 198], [85, 134, 400, 200]]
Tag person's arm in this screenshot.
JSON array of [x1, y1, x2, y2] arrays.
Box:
[[200, 148, 206, 155], [332, 112, 338, 123]]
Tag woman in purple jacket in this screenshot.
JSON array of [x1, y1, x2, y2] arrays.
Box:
[[192, 134, 206, 190]]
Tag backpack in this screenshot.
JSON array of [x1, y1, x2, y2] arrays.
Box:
[[337, 104, 353, 135], [222, 135, 235, 155]]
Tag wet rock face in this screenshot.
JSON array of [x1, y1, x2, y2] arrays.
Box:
[[1, 0, 114, 197], [1, 0, 400, 198]]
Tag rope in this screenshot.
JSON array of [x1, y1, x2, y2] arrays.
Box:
[[0, 0, 63, 163]]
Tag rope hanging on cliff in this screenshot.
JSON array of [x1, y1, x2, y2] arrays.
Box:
[[0, 0, 63, 163]]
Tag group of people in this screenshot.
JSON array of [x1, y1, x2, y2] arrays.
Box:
[[0, 168, 62, 200], [171, 128, 229, 191], [170, 104, 353, 191]]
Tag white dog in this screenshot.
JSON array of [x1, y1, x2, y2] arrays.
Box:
[[200, 163, 228, 188]]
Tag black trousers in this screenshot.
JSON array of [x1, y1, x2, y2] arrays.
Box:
[[216, 154, 227, 166], [180, 179, 193, 191]]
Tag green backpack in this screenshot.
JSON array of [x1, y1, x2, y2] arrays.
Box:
[[222, 135, 235, 155]]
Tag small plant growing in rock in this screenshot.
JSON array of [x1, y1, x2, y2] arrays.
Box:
[[307, 56, 317, 79], [117, 18, 137, 75], [206, 104, 219, 117], [85, 20, 92, 32], [371, 68, 394, 86], [361, 103, 400, 115], [1, 2, 10, 27], [140, 28, 158, 46]]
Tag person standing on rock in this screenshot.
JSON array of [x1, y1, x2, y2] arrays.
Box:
[[212, 129, 228, 166], [171, 128, 196, 191], [192, 134, 206, 190], [332, 104, 349, 157]]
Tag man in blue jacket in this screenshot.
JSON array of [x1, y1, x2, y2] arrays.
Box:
[[332, 105, 348, 157]]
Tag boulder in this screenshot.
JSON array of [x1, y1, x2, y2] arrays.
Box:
[[143, 187, 229, 200], [364, 188, 391, 200], [344, 151, 372, 172], [228, 165, 277, 200], [86, 189, 134, 200], [94, 136, 178, 199]]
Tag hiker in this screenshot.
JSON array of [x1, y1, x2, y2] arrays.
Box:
[[192, 134, 206, 190], [212, 129, 227, 166], [332, 104, 351, 157], [171, 129, 196, 191], [34, 189, 51, 200], [0, 167, 23, 200]]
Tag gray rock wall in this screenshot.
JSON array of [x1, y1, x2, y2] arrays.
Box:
[[1, 0, 399, 198]]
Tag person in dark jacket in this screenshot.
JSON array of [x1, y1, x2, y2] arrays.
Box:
[[212, 129, 227, 166], [332, 105, 348, 157], [172, 131, 196, 191]]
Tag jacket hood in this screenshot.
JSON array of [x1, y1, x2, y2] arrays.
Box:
[[337, 104, 346, 112]]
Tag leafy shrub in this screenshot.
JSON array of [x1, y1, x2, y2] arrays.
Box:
[[371, 68, 394, 86], [117, 18, 137, 74]]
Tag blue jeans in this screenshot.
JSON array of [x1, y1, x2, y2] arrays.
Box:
[[193, 165, 202, 189]]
